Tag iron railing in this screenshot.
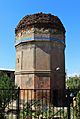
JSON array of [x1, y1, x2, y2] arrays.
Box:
[[0, 88, 80, 119]]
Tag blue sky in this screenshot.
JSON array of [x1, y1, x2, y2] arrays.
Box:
[[0, 0, 80, 76]]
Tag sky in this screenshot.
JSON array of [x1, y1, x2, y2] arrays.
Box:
[[0, 0, 80, 76]]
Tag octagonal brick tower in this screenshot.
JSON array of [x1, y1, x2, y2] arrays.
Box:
[[15, 13, 66, 91]]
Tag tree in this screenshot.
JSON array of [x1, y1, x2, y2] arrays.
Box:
[[66, 75, 80, 89], [0, 71, 17, 119], [66, 75, 80, 119]]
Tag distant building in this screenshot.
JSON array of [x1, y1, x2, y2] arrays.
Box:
[[15, 12, 66, 91], [0, 68, 15, 80]]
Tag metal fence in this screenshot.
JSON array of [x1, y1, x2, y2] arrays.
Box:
[[0, 88, 80, 119]]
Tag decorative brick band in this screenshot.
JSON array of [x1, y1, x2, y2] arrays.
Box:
[[15, 37, 65, 46]]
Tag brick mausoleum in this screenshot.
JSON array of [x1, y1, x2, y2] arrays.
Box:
[[15, 13, 66, 93]]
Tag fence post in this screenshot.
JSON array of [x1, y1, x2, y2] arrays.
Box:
[[67, 88, 70, 119], [16, 87, 20, 119]]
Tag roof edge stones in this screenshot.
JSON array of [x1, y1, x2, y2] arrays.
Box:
[[15, 12, 65, 34]]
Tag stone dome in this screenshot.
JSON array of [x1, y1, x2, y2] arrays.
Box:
[[15, 12, 65, 34]]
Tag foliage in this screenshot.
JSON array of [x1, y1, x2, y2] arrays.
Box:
[[20, 99, 67, 119], [76, 92, 80, 119], [66, 75, 80, 119], [0, 71, 15, 89], [0, 71, 17, 119], [20, 99, 49, 118], [66, 75, 80, 89]]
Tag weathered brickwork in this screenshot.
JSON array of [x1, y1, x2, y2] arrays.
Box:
[[15, 13, 66, 93]]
